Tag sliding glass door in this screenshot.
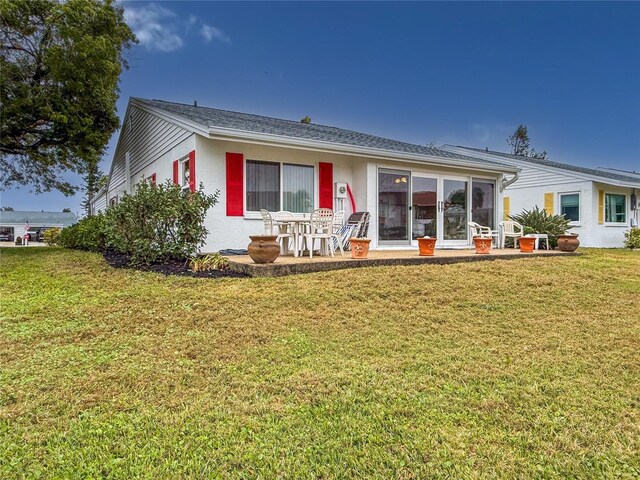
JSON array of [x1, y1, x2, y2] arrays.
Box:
[[379, 170, 495, 247]]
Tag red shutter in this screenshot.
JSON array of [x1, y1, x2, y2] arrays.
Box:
[[188, 150, 196, 192], [172, 160, 179, 184], [150, 173, 156, 186], [226, 152, 244, 216], [318, 162, 333, 209]]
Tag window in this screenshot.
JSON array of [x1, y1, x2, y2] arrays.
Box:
[[560, 193, 580, 222], [109, 196, 118, 207], [246, 160, 314, 213], [605, 193, 626, 223], [181, 159, 190, 189]]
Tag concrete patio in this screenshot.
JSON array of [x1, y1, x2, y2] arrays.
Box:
[[226, 248, 578, 277]]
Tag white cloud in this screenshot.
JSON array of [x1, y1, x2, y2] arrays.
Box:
[[124, 3, 183, 52], [200, 24, 231, 43], [123, 3, 231, 51]]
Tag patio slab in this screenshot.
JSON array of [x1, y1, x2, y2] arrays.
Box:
[[226, 248, 579, 277]]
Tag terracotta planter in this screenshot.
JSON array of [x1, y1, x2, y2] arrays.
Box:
[[557, 234, 580, 252], [418, 237, 436, 256], [519, 236, 536, 253], [248, 235, 280, 264], [473, 236, 492, 254], [349, 238, 371, 259]]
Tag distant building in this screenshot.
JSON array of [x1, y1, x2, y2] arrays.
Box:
[[0, 211, 77, 241]]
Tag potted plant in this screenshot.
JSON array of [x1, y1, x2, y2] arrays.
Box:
[[247, 235, 280, 264], [417, 236, 436, 256], [557, 233, 580, 252], [519, 227, 536, 253], [472, 236, 492, 254], [349, 237, 371, 259]]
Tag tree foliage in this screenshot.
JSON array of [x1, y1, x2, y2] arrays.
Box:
[[0, 0, 135, 195], [507, 124, 548, 160], [81, 157, 105, 216]]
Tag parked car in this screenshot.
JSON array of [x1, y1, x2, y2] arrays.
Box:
[[0, 232, 13, 242]]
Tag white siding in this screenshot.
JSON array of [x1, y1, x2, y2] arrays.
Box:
[[107, 106, 193, 197], [92, 192, 107, 214]]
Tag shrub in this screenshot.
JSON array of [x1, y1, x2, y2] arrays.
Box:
[[58, 214, 107, 252], [42, 227, 61, 246], [509, 206, 572, 249], [624, 227, 640, 249], [104, 181, 219, 265], [188, 253, 229, 272]]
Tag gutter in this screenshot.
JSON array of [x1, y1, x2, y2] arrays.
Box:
[[500, 171, 520, 191]]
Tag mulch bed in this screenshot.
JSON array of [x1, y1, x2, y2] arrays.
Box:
[[102, 250, 247, 278]]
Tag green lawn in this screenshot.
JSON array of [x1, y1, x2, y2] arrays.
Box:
[[1, 248, 639, 479]]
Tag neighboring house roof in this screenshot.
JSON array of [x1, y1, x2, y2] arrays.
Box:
[[597, 167, 640, 179], [0, 211, 77, 227], [442, 145, 640, 187], [133, 98, 518, 173]]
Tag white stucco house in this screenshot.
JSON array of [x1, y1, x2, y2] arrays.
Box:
[[442, 146, 640, 247], [91, 98, 521, 252]]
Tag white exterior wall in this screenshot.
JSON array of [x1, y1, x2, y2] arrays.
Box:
[[194, 137, 505, 252], [504, 177, 636, 248], [97, 105, 193, 206], [195, 136, 360, 252], [590, 182, 637, 248], [92, 191, 107, 214]]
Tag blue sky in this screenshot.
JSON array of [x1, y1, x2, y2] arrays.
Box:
[[2, 1, 639, 213]]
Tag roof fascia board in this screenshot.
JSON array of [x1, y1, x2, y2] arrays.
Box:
[[208, 127, 520, 174], [443, 145, 640, 188], [130, 98, 209, 136]]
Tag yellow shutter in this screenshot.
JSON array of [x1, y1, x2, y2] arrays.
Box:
[[544, 192, 554, 215], [503, 196, 510, 220], [598, 190, 604, 224]]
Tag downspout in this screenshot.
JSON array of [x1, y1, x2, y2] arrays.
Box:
[[500, 171, 520, 192]]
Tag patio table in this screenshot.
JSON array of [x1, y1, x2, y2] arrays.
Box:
[[273, 214, 311, 257]]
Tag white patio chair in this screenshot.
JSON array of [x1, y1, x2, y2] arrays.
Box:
[[331, 210, 346, 256], [468, 221, 499, 247], [304, 208, 335, 259], [260, 209, 292, 254], [499, 220, 524, 249], [332, 210, 345, 233]]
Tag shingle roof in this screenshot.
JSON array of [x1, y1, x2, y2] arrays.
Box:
[[0, 211, 77, 227], [135, 98, 515, 170], [448, 146, 640, 186]]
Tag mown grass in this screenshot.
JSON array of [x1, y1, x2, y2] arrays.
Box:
[[0, 247, 639, 479]]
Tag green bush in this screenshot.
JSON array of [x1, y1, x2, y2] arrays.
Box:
[[104, 180, 219, 265], [624, 227, 640, 249], [509, 206, 572, 249], [42, 227, 61, 246], [58, 214, 107, 252]]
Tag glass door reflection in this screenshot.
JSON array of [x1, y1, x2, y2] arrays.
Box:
[[378, 169, 410, 242], [443, 179, 468, 241], [412, 176, 438, 240]]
